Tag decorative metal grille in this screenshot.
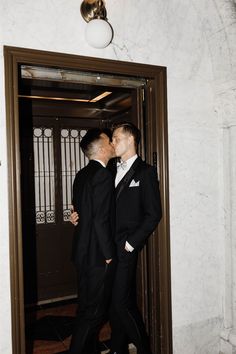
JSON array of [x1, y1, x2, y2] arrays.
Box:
[[33, 127, 55, 224], [61, 129, 88, 221]]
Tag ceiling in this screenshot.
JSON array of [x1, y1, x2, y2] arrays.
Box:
[[18, 66, 146, 121]]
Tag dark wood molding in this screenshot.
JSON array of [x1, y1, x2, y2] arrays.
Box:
[[4, 45, 172, 354], [4, 46, 26, 354]]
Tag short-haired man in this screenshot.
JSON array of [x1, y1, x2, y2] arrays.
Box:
[[109, 122, 162, 354], [70, 122, 162, 354], [69, 128, 116, 354]]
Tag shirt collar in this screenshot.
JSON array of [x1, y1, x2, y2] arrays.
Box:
[[120, 154, 138, 169]]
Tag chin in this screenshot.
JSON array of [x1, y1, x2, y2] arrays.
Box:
[[115, 150, 121, 157]]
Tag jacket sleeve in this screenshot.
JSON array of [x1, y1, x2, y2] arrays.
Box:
[[92, 168, 114, 259], [126, 166, 162, 249], [72, 173, 79, 212]]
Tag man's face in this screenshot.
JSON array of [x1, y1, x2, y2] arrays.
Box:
[[100, 133, 115, 159], [112, 127, 131, 158]]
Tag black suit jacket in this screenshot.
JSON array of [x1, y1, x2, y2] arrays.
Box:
[[71, 160, 115, 268], [115, 156, 162, 251]]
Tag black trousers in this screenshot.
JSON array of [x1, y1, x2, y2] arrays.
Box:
[[69, 261, 115, 354], [109, 249, 152, 354]]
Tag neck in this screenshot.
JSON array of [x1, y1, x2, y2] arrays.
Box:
[[121, 150, 137, 162]]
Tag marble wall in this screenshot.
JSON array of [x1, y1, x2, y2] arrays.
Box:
[[0, 0, 236, 353]]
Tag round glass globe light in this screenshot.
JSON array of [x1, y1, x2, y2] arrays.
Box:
[[85, 19, 113, 49]]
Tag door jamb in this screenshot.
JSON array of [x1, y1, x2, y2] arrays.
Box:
[[4, 46, 172, 354]]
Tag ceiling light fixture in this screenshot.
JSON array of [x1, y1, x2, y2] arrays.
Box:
[[80, 0, 113, 49], [90, 91, 112, 102], [18, 91, 112, 103]]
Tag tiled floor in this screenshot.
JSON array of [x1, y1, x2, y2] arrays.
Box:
[[25, 300, 111, 354]]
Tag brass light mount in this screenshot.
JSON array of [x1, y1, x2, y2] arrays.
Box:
[[80, 0, 113, 49], [80, 0, 107, 22]]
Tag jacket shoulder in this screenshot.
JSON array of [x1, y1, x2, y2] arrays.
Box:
[[136, 158, 155, 172]]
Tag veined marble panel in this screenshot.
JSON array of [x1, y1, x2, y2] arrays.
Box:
[[173, 316, 223, 354], [0, 0, 236, 353]]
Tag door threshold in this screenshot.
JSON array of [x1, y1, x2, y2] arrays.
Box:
[[37, 294, 77, 306], [25, 294, 78, 309]]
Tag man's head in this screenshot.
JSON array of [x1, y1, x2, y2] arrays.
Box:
[[80, 128, 115, 165], [112, 122, 141, 161]]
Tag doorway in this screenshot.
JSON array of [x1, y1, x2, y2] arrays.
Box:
[[4, 46, 172, 354]]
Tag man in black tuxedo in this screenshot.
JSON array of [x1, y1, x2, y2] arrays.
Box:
[[69, 128, 116, 354], [70, 122, 162, 354], [109, 122, 162, 354]]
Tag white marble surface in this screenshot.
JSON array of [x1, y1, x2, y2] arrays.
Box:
[[0, 0, 236, 353], [174, 316, 223, 354]]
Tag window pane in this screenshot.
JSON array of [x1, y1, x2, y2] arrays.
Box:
[[61, 129, 88, 222], [33, 127, 55, 224]]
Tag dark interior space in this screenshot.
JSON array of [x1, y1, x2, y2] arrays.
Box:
[[19, 65, 145, 353]]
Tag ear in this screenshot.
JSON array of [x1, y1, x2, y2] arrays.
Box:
[[99, 146, 105, 154]]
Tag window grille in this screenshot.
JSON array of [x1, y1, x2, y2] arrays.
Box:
[[33, 127, 55, 224], [61, 129, 88, 221], [33, 127, 88, 224]]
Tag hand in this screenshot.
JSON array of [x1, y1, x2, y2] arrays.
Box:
[[69, 206, 79, 226], [105, 258, 112, 264]]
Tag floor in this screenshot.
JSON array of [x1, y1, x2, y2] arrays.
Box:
[[25, 300, 111, 354]]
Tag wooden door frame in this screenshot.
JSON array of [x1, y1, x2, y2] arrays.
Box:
[[4, 46, 172, 354]]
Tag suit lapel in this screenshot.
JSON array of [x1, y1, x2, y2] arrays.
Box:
[[116, 157, 142, 201]]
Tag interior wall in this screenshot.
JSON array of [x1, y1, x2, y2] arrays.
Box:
[[0, 0, 235, 353]]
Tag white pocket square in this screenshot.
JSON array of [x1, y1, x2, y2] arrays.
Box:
[[129, 179, 140, 187]]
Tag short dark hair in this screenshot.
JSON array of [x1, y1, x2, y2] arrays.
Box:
[[80, 128, 111, 158], [80, 128, 103, 158], [102, 127, 112, 141], [112, 121, 141, 149]]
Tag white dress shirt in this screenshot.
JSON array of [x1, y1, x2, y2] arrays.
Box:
[[115, 154, 138, 187], [115, 154, 138, 252]]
